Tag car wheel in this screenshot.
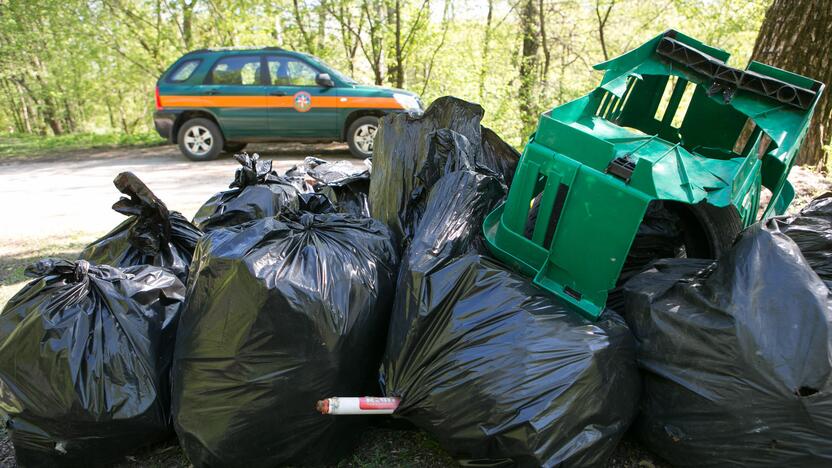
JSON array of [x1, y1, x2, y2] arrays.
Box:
[[347, 116, 379, 158], [178, 118, 224, 161], [223, 142, 247, 154]]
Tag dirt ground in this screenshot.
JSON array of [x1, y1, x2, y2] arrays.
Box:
[[0, 144, 830, 467]]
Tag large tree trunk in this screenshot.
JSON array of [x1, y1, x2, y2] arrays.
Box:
[[752, 0, 832, 168]]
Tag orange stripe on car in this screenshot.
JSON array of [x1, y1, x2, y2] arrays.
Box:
[[159, 95, 402, 109]]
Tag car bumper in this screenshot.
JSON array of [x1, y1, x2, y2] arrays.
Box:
[[153, 111, 177, 142]]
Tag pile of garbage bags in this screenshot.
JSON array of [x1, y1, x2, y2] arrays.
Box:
[[379, 170, 639, 465], [623, 204, 832, 466], [2, 95, 832, 468], [371, 99, 638, 466]]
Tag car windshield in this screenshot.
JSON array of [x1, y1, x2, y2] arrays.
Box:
[[305, 55, 357, 85]]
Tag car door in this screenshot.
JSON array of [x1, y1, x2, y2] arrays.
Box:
[[266, 55, 338, 138], [201, 55, 268, 140]]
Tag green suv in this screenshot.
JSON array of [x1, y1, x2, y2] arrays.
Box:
[[154, 47, 423, 161]]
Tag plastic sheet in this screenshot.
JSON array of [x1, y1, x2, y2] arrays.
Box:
[[623, 221, 832, 466], [287, 156, 372, 216], [775, 192, 832, 283], [380, 160, 639, 466], [80, 172, 202, 282], [172, 208, 398, 467], [192, 153, 309, 231], [0, 259, 185, 467], [369, 96, 519, 250]]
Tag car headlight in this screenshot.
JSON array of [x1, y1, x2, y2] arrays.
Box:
[[393, 93, 421, 111]]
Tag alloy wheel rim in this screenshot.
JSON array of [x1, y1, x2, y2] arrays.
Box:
[[354, 124, 377, 154], [184, 125, 213, 156]]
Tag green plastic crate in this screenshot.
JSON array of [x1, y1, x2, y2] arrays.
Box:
[[484, 30, 824, 320]]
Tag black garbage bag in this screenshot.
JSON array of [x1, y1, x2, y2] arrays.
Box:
[[0, 259, 185, 467], [369, 96, 519, 249], [381, 164, 640, 467], [172, 209, 398, 467], [287, 156, 372, 216], [192, 153, 309, 231], [79, 172, 202, 283], [622, 221, 832, 466], [775, 192, 832, 282]]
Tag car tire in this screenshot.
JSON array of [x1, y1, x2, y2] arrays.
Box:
[[178, 118, 224, 161], [223, 142, 247, 154], [683, 202, 743, 258], [347, 116, 379, 158]]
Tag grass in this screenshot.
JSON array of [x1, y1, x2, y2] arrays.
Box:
[[0, 132, 165, 159], [112, 427, 458, 468], [0, 232, 96, 308]]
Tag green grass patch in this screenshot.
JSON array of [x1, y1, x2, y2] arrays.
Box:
[[0, 132, 165, 159]]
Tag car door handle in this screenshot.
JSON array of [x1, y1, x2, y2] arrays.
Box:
[[269, 91, 287, 96], [206, 90, 221, 95]]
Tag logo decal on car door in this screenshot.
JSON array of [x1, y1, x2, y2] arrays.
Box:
[[293, 91, 312, 112]]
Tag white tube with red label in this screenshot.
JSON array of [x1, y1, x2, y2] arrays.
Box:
[[316, 396, 400, 415]]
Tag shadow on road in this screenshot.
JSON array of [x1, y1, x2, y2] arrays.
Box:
[[0, 142, 353, 166]]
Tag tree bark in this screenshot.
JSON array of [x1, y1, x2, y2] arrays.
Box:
[[181, 0, 195, 50], [518, 0, 541, 139], [393, 0, 403, 88], [478, 0, 493, 102], [752, 0, 832, 167]]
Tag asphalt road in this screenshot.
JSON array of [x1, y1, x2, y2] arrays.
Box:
[[0, 142, 356, 243]]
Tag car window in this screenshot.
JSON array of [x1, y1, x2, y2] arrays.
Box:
[[267, 57, 318, 86], [168, 59, 201, 82], [209, 56, 261, 85], [305, 55, 356, 85]]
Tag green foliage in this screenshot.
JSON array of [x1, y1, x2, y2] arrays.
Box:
[[0, 0, 771, 148]]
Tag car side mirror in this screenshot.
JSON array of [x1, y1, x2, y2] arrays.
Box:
[[316, 73, 335, 88]]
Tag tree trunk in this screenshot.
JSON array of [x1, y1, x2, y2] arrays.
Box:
[[63, 97, 76, 133], [17, 83, 34, 134], [317, 0, 328, 53], [752, 0, 832, 168], [385, 0, 403, 87], [478, 0, 493, 102], [182, 0, 195, 50], [518, 0, 541, 140]]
